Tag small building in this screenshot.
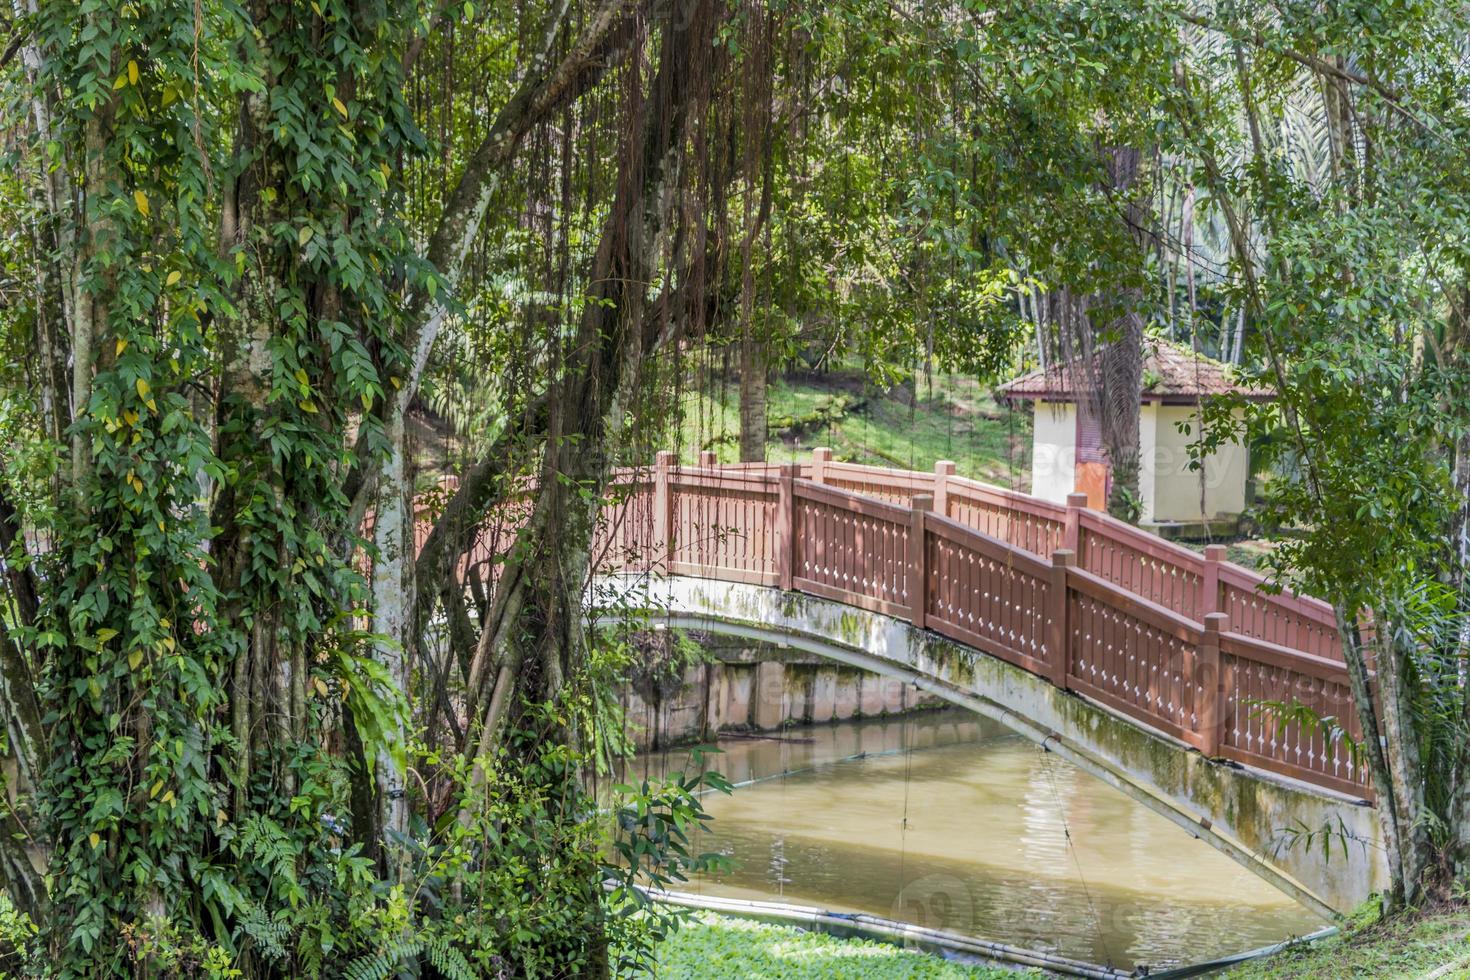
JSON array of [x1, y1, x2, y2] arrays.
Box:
[[996, 340, 1272, 530]]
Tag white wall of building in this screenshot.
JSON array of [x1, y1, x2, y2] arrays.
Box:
[[1137, 401, 1158, 523], [1148, 404, 1249, 522], [1028, 400, 1250, 521], [1028, 401, 1077, 504]]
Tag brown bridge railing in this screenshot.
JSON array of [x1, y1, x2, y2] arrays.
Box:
[[450, 449, 1369, 800]]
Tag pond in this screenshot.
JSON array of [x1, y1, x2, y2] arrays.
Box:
[[619, 707, 1326, 972]]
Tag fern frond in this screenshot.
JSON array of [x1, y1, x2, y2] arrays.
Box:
[[342, 940, 423, 980]]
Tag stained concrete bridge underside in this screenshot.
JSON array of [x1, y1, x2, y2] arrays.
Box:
[[593, 573, 1383, 922]]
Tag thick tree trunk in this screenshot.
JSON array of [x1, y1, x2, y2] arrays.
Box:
[[1099, 147, 1145, 521], [1445, 284, 1470, 879], [0, 626, 45, 917], [738, 337, 768, 462], [12, 0, 76, 465], [1374, 620, 1432, 900], [473, 0, 715, 735], [346, 0, 637, 521], [1038, 148, 1146, 521], [1337, 610, 1409, 903], [457, 4, 716, 970], [370, 413, 413, 876]]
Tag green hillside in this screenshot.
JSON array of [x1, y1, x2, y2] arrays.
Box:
[[677, 369, 1032, 488]]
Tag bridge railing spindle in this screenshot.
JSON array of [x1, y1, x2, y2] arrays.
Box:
[[1202, 543, 1226, 617], [1197, 611, 1229, 757], [1064, 491, 1089, 554], [811, 447, 831, 484], [1048, 549, 1075, 688], [934, 460, 955, 520], [908, 494, 933, 629], [653, 450, 675, 575], [777, 463, 797, 591]]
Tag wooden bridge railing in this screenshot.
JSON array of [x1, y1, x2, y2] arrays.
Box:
[[452, 449, 1369, 798]]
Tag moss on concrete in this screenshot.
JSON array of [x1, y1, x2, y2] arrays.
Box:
[[614, 573, 1388, 912]]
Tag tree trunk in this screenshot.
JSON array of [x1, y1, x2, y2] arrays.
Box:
[[1099, 146, 1145, 521], [1445, 283, 1470, 879], [1337, 610, 1409, 903], [739, 337, 768, 462], [459, 2, 717, 970], [370, 411, 413, 878]]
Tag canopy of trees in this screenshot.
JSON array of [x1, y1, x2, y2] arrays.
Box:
[[1, 0, 1469, 976]]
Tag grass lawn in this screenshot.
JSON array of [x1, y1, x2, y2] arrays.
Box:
[[1223, 906, 1470, 979], [677, 369, 1032, 488], [648, 914, 1033, 979]]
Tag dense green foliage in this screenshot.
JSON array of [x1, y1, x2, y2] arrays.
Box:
[[1224, 903, 1470, 979], [4, 0, 1470, 975]]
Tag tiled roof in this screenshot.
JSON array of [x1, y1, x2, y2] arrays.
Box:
[[996, 339, 1273, 403]]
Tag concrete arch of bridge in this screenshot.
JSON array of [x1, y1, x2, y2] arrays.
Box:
[[591, 573, 1387, 920]]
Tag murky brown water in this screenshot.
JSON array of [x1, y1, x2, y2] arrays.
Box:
[[622, 708, 1326, 971]]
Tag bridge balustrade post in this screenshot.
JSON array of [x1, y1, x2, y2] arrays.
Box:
[[1201, 543, 1226, 617], [1048, 549, 1074, 688], [933, 460, 955, 520], [908, 494, 933, 629], [1197, 612, 1229, 757], [653, 451, 675, 574], [1064, 492, 1089, 555], [811, 447, 832, 484], [776, 463, 797, 591]]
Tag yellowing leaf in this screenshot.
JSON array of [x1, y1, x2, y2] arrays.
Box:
[[150, 780, 163, 799], [216, 808, 228, 828], [162, 636, 176, 653], [161, 790, 175, 807], [116, 337, 129, 356], [122, 410, 139, 426], [165, 270, 181, 287], [298, 225, 313, 246], [133, 189, 150, 217], [298, 399, 318, 414], [145, 398, 157, 412], [294, 368, 309, 386], [127, 60, 139, 85], [128, 650, 143, 670], [332, 97, 348, 118], [89, 833, 101, 849], [313, 677, 330, 698], [96, 628, 119, 644], [389, 376, 402, 390], [113, 75, 128, 90], [136, 377, 150, 398]]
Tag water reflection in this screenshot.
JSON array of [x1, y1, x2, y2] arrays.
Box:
[[623, 708, 1326, 970]]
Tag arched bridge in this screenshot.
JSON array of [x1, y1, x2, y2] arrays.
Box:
[[464, 450, 1386, 916]]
